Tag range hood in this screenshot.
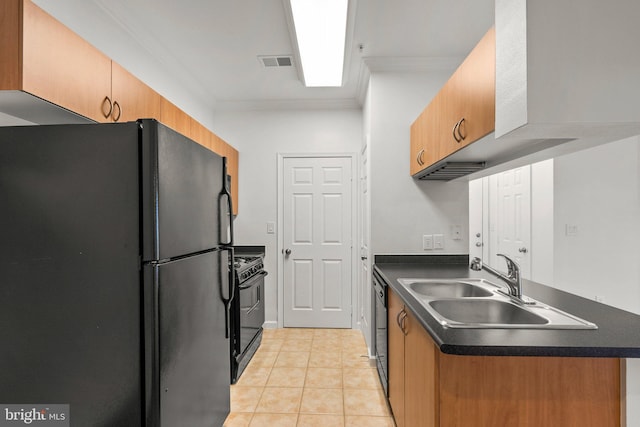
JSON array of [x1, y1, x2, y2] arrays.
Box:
[[416, 161, 486, 181]]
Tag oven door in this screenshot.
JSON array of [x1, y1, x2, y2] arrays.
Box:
[[238, 271, 267, 356], [373, 272, 388, 396]]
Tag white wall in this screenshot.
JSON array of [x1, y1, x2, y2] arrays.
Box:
[[368, 72, 469, 256], [530, 160, 554, 284], [211, 109, 363, 326], [553, 136, 640, 313], [552, 136, 640, 427]]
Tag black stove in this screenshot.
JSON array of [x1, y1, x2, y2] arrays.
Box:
[[230, 248, 267, 383], [234, 256, 264, 283]]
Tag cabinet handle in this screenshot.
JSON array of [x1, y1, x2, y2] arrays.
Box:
[[112, 101, 122, 122], [102, 96, 113, 119], [396, 309, 404, 330], [400, 311, 408, 336], [457, 117, 467, 141], [452, 120, 461, 142], [418, 149, 425, 165]]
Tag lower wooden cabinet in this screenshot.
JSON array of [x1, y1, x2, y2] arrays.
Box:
[[388, 289, 406, 427], [387, 287, 621, 427], [388, 288, 438, 427]]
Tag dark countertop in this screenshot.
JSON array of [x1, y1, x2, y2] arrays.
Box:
[[374, 254, 640, 358]]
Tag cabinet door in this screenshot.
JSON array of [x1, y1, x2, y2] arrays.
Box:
[[410, 110, 426, 176], [439, 27, 495, 159], [387, 289, 405, 427], [189, 118, 213, 150], [111, 62, 161, 123], [405, 309, 439, 427], [410, 96, 445, 176], [21, 0, 112, 122], [160, 98, 191, 137]]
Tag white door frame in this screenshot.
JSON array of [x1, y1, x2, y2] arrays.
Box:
[[277, 152, 359, 328]]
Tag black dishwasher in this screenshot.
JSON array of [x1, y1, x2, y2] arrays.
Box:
[[373, 269, 388, 396]]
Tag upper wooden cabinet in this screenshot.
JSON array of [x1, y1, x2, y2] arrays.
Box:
[[160, 98, 191, 137], [1, 0, 242, 213], [411, 1, 640, 180], [1, 0, 160, 124], [1, 0, 111, 122], [410, 27, 495, 178], [439, 27, 495, 158], [111, 62, 161, 123]]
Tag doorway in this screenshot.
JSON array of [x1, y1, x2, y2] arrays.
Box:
[[469, 160, 554, 282], [279, 154, 356, 328]]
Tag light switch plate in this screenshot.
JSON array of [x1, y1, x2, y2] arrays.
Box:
[[423, 235, 433, 250], [267, 222, 275, 234], [434, 234, 444, 249]]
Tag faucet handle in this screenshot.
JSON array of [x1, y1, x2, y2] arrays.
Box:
[[496, 254, 519, 278]]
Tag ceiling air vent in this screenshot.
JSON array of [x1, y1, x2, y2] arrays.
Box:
[[417, 162, 486, 181], [258, 55, 294, 68]]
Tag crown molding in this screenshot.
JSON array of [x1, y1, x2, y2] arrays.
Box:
[[214, 97, 361, 112], [362, 56, 464, 73]]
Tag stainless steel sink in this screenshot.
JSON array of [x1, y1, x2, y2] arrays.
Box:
[[428, 299, 548, 326], [402, 280, 493, 298], [398, 278, 495, 298], [397, 278, 597, 329]]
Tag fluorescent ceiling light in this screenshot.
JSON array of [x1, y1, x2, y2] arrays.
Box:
[[289, 0, 349, 87]]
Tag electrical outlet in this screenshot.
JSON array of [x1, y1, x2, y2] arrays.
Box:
[[434, 234, 444, 249], [451, 224, 462, 241], [423, 235, 433, 250], [565, 224, 578, 237]]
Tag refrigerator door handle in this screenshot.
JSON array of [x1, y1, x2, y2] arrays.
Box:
[[219, 157, 234, 247], [219, 247, 235, 339]]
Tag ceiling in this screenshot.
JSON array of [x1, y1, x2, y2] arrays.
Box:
[[31, 0, 494, 112]]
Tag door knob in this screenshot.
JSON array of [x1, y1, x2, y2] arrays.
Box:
[[518, 247, 528, 253], [475, 242, 483, 247], [283, 248, 292, 255]]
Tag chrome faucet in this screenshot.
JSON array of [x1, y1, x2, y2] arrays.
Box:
[[470, 254, 526, 302]]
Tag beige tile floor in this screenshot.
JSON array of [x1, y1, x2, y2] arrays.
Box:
[[224, 328, 395, 427]]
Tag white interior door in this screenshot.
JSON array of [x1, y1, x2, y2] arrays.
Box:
[[359, 142, 371, 347], [283, 156, 353, 328], [494, 165, 531, 278]]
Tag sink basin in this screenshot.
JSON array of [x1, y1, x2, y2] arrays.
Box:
[[408, 281, 493, 298], [428, 299, 548, 326], [398, 279, 494, 298], [396, 277, 597, 329]]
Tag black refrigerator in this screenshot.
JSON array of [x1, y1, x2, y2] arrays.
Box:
[[0, 120, 234, 426]]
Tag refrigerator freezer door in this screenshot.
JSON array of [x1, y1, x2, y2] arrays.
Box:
[[140, 120, 225, 262], [144, 251, 230, 426], [0, 123, 143, 426]]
